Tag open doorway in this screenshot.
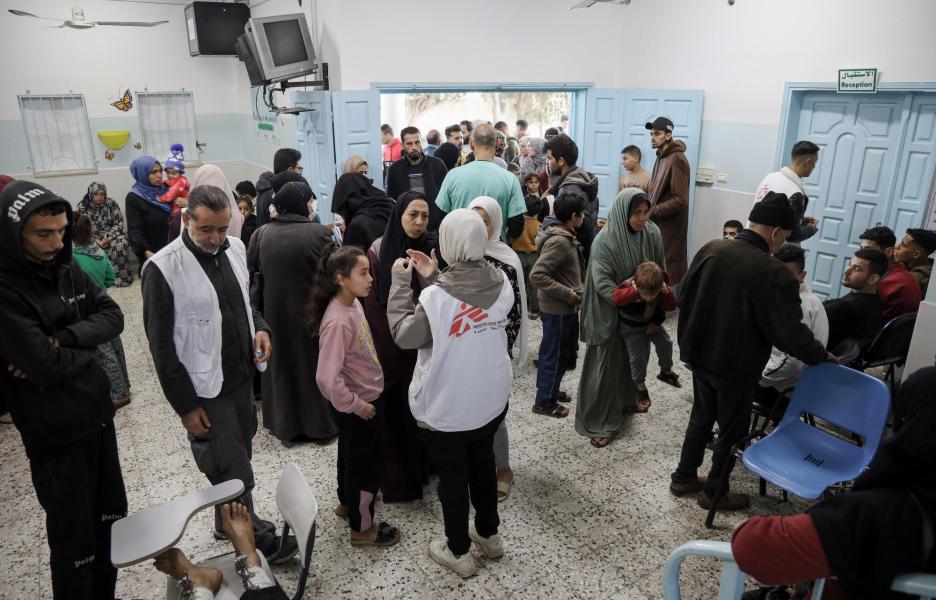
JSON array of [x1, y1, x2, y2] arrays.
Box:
[[380, 91, 574, 142]]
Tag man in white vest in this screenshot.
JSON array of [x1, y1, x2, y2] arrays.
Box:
[[141, 185, 297, 563], [753, 140, 820, 244]]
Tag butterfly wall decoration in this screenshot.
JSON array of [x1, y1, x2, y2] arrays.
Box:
[[133, 142, 142, 150], [104, 149, 115, 161], [111, 90, 133, 112]]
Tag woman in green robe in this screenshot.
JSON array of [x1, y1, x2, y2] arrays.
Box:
[[575, 188, 665, 447]]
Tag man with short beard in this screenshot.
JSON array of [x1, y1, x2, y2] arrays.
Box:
[[646, 116, 691, 284], [385, 126, 448, 228], [142, 185, 297, 564], [823, 247, 887, 352]]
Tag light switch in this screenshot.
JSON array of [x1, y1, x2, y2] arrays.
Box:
[[717, 172, 728, 184], [696, 167, 715, 184]]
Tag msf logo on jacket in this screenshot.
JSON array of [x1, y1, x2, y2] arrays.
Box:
[[7, 187, 46, 223], [449, 303, 489, 337]]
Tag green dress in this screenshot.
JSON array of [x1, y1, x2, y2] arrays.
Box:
[[73, 244, 130, 401], [575, 189, 666, 439]]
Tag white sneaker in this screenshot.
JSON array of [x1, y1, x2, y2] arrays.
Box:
[[428, 539, 478, 578], [469, 522, 504, 559]]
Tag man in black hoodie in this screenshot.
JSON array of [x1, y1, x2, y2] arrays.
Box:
[[543, 134, 599, 258], [0, 181, 126, 599], [255, 147, 302, 227]]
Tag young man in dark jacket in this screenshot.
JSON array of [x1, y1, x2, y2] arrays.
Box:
[[386, 126, 448, 221], [530, 190, 586, 418], [0, 181, 127, 599], [543, 134, 599, 258], [671, 192, 832, 512]]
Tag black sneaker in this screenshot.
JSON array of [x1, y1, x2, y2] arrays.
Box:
[[265, 534, 299, 565]]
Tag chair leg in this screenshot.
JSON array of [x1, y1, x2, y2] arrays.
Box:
[[759, 477, 767, 498], [705, 452, 737, 529]]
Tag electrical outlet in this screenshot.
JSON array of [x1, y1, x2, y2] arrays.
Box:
[[718, 172, 729, 184], [696, 167, 715, 184]]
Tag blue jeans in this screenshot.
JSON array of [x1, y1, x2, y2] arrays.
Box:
[[535, 313, 579, 408]]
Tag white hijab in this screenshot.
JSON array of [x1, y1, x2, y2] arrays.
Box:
[[191, 164, 244, 239], [468, 196, 529, 369], [439, 208, 487, 264]]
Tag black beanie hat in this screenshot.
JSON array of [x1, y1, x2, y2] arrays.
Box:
[[272, 181, 313, 217], [749, 192, 797, 230], [271, 170, 308, 193]]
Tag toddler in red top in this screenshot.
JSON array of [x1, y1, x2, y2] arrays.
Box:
[[612, 261, 680, 410], [158, 144, 189, 214]]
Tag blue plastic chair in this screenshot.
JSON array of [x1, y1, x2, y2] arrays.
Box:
[[742, 363, 889, 499], [663, 540, 936, 599], [705, 363, 889, 527]]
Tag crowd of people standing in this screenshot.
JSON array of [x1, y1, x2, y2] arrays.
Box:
[[0, 106, 934, 599]]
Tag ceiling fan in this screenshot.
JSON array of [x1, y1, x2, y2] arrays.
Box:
[[569, 0, 631, 9], [8, 5, 168, 28]]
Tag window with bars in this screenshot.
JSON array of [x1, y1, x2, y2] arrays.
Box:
[[18, 94, 97, 176], [136, 91, 201, 166]]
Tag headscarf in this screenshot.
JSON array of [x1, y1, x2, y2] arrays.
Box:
[[434, 142, 461, 171], [331, 172, 394, 246], [191, 164, 243, 238], [271, 171, 308, 193], [80, 181, 108, 211], [272, 181, 313, 217], [520, 137, 547, 178], [579, 188, 665, 346], [342, 154, 367, 175], [626, 192, 651, 231], [439, 209, 487, 264], [376, 190, 441, 305], [129, 156, 170, 212], [468, 196, 529, 368]]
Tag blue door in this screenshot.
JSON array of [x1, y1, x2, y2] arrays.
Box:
[[889, 94, 936, 235], [293, 91, 337, 223], [580, 89, 703, 251], [791, 92, 918, 299], [332, 90, 382, 189]]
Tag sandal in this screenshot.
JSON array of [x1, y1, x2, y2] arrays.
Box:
[[350, 521, 400, 548], [496, 478, 513, 502], [335, 504, 348, 519], [557, 391, 572, 403], [531, 403, 570, 418], [590, 437, 611, 448], [657, 371, 682, 388], [626, 389, 651, 413]]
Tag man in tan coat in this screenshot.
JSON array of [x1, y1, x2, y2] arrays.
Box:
[[646, 116, 691, 284]]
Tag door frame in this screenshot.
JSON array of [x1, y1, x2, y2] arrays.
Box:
[[776, 82, 936, 172]]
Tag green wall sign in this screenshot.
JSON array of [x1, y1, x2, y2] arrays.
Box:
[[838, 69, 878, 93]]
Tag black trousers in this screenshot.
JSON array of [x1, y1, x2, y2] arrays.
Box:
[[29, 421, 127, 600], [188, 384, 276, 553], [421, 408, 506, 556], [671, 369, 754, 497], [334, 398, 384, 533]]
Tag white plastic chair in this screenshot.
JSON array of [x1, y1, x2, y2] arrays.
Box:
[[165, 463, 319, 600], [663, 539, 936, 599]]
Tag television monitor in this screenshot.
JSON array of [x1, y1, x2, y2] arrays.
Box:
[[185, 2, 250, 56], [247, 13, 317, 83]]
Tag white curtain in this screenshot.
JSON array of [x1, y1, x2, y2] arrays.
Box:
[[137, 91, 199, 164], [19, 95, 96, 175]]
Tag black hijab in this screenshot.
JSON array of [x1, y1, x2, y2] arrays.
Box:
[[434, 142, 461, 171], [376, 190, 442, 305], [331, 172, 394, 249]]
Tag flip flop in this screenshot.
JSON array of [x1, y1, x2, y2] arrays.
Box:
[[590, 437, 611, 448], [350, 522, 400, 548], [531, 403, 570, 418], [557, 391, 572, 403], [497, 479, 513, 502]]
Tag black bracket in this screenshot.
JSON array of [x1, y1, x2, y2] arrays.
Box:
[[278, 62, 329, 92]]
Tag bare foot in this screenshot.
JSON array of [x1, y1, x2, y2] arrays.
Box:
[[154, 548, 222, 593], [221, 503, 261, 568]]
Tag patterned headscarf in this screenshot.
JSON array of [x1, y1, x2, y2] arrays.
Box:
[[87, 181, 107, 198]]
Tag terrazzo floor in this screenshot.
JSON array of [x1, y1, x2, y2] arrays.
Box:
[[0, 281, 813, 599]]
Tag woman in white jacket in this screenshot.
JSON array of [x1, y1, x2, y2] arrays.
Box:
[[387, 209, 513, 579]]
